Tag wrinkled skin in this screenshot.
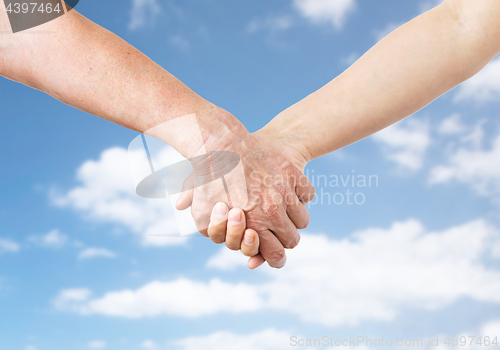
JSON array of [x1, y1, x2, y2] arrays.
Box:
[[176, 115, 316, 269]]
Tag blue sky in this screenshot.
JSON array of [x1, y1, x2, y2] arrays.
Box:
[[1, 0, 500, 349]]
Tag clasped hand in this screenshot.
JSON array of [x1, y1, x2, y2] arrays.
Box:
[[174, 110, 315, 269]]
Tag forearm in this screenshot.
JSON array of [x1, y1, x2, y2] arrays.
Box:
[[259, 0, 500, 162], [0, 9, 245, 157]]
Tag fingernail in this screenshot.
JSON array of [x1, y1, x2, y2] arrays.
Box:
[[229, 210, 243, 225], [214, 202, 228, 218], [243, 231, 254, 245]]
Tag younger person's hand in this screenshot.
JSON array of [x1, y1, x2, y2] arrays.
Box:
[[208, 202, 265, 269], [206, 203, 266, 269]]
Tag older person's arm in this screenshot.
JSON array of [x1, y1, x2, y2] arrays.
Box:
[[0, 8, 237, 156], [0, 8, 315, 268], [257, 0, 500, 165]]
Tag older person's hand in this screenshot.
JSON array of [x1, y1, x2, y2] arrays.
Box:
[[175, 109, 315, 269]]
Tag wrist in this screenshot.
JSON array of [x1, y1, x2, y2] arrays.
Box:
[[145, 103, 249, 160], [256, 115, 313, 173], [197, 106, 251, 156]]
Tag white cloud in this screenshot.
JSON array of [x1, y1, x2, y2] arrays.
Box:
[[206, 248, 247, 271], [429, 134, 500, 196], [455, 57, 500, 102], [25, 346, 37, 350], [438, 114, 466, 135], [247, 15, 294, 34], [171, 329, 292, 350], [51, 147, 188, 247], [460, 122, 485, 149], [54, 279, 263, 318], [78, 248, 116, 260], [141, 340, 158, 349], [261, 219, 500, 327], [88, 340, 106, 349], [55, 219, 500, 327], [372, 118, 431, 170], [293, 0, 356, 29], [129, 0, 161, 31], [492, 242, 500, 259], [53, 289, 92, 310], [0, 237, 20, 254], [428, 319, 500, 350], [480, 319, 500, 343], [28, 229, 67, 249]]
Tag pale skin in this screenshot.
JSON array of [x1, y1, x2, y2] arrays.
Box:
[[204, 0, 500, 269], [0, 4, 315, 268]]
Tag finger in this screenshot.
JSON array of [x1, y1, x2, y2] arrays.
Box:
[[295, 172, 316, 205], [176, 189, 193, 210], [241, 229, 259, 257], [207, 202, 229, 244], [285, 196, 310, 229], [192, 201, 210, 237], [195, 218, 209, 237], [175, 173, 195, 210], [263, 202, 301, 249], [225, 208, 246, 250], [258, 229, 287, 269], [248, 253, 266, 269]]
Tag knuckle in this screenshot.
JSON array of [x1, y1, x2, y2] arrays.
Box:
[[283, 164, 296, 178], [192, 207, 209, 226], [283, 234, 300, 249], [297, 213, 310, 230], [192, 212, 203, 224], [284, 192, 297, 206], [276, 184, 287, 198], [263, 201, 281, 219], [211, 237, 225, 244], [196, 219, 209, 234], [301, 184, 316, 204], [267, 248, 286, 264], [207, 227, 225, 244], [206, 226, 216, 237], [198, 229, 209, 237], [299, 219, 310, 230], [226, 239, 240, 250], [309, 185, 316, 200], [226, 229, 242, 241], [225, 241, 240, 251], [241, 249, 252, 257]]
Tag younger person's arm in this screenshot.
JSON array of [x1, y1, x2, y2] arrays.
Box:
[[211, 0, 500, 269], [258, 0, 500, 166]]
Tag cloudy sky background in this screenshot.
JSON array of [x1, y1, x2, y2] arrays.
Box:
[[1, 0, 500, 349]]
